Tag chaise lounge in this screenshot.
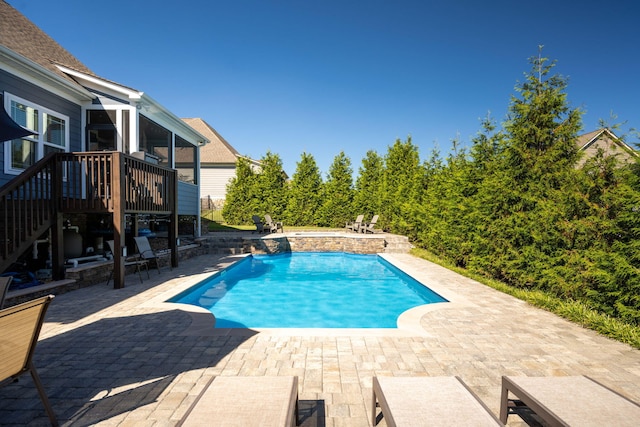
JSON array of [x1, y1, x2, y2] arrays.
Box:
[[178, 376, 299, 426], [500, 375, 640, 426], [372, 376, 502, 426], [0, 295, 58, 426]]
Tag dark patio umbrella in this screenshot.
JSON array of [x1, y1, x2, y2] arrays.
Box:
[[0, 105, 36, 142]]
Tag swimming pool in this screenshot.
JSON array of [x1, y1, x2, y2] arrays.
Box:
[[169, 252, 447, 328]]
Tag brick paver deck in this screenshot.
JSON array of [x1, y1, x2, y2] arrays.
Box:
[[1, 252, 638, 426]]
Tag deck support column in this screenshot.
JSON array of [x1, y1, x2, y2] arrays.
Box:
[[112, 153, 125, 289], [169, 170, 178, 268], [51, 156, 65, 280]]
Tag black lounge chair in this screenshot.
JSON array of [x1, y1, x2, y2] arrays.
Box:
[[134, 236, 169, 273], [106, 240, 149, 285], [252, 215, 266, 233]]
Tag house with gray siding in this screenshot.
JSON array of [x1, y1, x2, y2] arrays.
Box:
[[0, 1, 208, 286], [182, 117, 260, 208]]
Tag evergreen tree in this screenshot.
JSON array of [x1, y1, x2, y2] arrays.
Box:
[[222, 157, 258, 224], [285, 152, 323, 226], [254, 151, 288, 218], [353, 150, 383, 219], [380, 137, 422, 234], [317, 152, 354, 227], [415, 137, 477, 266], [470, 49, 583, 286]]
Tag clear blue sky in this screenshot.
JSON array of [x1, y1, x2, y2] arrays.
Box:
[[9, 0, 639, 177]]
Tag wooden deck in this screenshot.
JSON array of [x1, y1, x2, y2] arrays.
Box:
[[0, 151, 179, 289]]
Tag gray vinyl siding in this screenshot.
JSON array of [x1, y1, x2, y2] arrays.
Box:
[[177, 181, 199, 216], [200, 165, 235, 200], [0, 69, 82, 187]]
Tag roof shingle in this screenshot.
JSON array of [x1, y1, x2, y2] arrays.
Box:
[[0, 0, 94, 82], [182, 118, 239, 164]]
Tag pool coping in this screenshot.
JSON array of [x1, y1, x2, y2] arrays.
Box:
[[142, 252, 472, 337]]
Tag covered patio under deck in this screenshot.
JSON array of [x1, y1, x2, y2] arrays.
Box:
[[0, 151, 180, 290]]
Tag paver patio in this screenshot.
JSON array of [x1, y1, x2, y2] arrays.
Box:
[[1, 251, 638, 426]]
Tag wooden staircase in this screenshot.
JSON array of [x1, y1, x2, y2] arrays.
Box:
[[0, 153, 57, 274]]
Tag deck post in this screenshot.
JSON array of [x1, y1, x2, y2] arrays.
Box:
[[169, 170, 178, 268], [51, 155, 65, 280], [112, 153, 125, 289]]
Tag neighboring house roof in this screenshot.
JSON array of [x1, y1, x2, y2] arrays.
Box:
[[182, 118, 240, 164], [0, 0, 95, 82], [576, 128, 638, 165]]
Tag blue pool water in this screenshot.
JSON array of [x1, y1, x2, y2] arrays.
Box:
[[170, 252, 447, 328]]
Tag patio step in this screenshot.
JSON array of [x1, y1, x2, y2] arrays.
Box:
[[384, 235, 412, 253], [206, 235, 246, 254]]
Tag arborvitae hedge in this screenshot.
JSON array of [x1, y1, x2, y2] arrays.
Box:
[[221, 51, 640, 325]]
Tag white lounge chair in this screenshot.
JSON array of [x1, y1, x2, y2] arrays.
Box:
[[500, 375, 640, 426], [361, 214, 379, 233], [372, 376, 502, 426], [178, 376, 299, 426], [346, 214, 364, 232]]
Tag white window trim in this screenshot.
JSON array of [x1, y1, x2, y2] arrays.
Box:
[[3, 92, 70, 175]]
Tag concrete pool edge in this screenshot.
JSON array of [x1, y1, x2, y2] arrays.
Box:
[[145, 252, 472, 337]]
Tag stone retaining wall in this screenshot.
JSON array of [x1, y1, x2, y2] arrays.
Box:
[[243, 234, 387, 255]]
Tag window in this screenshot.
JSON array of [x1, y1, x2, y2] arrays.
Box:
[[175, 135, 197, 184], [139, 115, 170, 164], [4, 93, 69, 174], [87, 110, 117, 151]]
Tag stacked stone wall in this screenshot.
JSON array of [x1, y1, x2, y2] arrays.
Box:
[[245, 235, 385, 255]]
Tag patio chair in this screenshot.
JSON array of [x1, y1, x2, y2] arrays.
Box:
[[0, 295, 58, 426], [346, 214, 364, 232], [178, 376, 299, 427], [361, 214, 379, 234], [106, 240, 149, 286], [500, 375, 640, 426], [133, 236, 169, 273], [0, 276, 11, 309], [372, 376, 502, 426], [252, 215, 266, 233], [265, 214, 284, 233]]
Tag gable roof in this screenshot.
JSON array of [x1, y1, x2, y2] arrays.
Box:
[[0, 0, 94, 83], [577, 128, 637, 156], [182, 118, 239, 164]]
